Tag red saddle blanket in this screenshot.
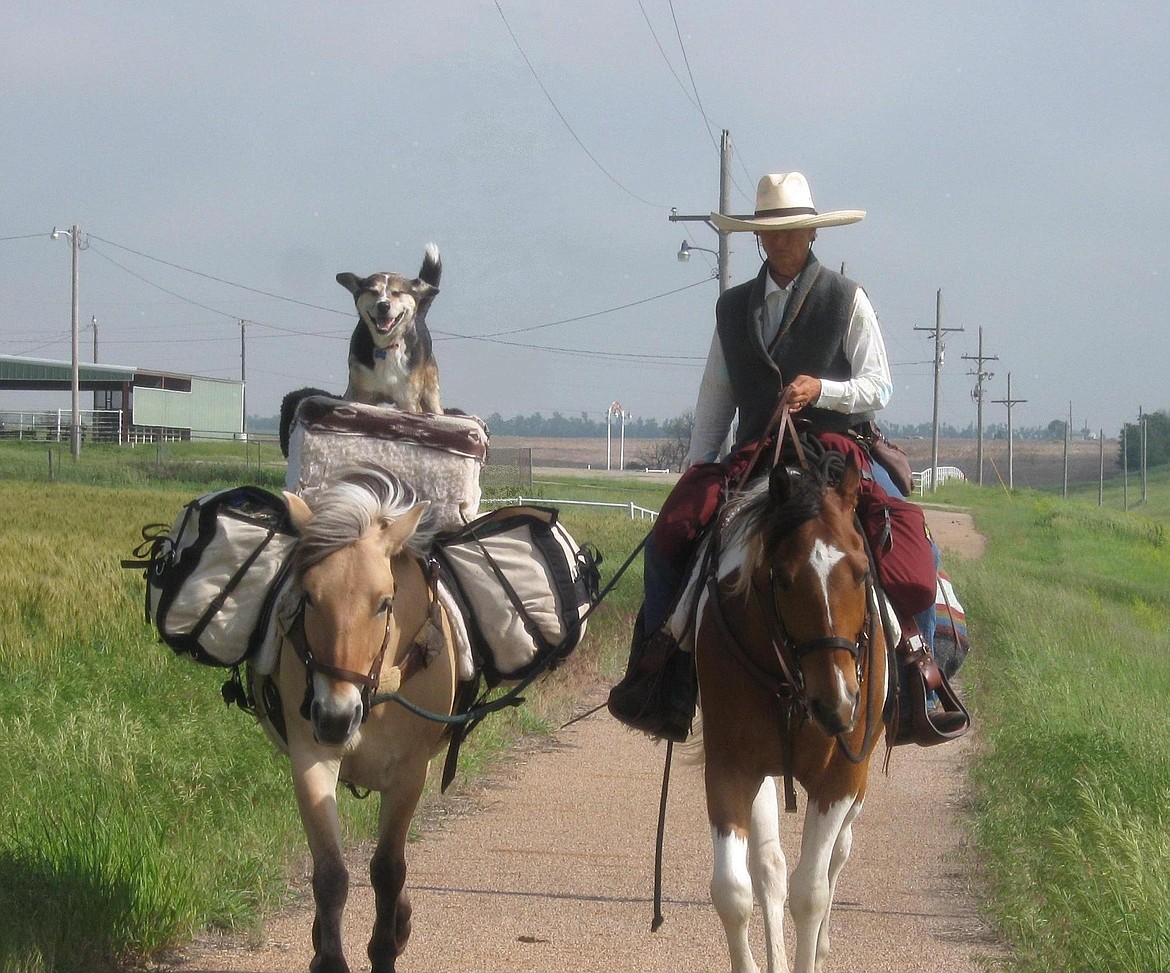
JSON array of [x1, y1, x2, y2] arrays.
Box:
[[652, 432, 936, 620]]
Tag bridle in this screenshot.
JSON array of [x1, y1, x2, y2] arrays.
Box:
[[282, 559, 436, 724], [284, 595, 394, 723]]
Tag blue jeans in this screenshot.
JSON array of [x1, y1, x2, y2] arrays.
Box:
[[871, 461, 938, 649], [642, 533, 685, 634]]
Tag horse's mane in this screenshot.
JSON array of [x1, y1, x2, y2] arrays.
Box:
[[720, 465, 827, 594], [294, 468, 435, 572]]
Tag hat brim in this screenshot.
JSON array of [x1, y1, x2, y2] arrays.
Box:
[[710, 209, 866, 232]]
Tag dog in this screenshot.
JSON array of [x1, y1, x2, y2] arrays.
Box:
[[337, 243, 442, 413]]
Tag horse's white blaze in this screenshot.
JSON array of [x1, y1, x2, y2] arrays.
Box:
[[313, 673, 363, 714], [808, 538, 846, 621]]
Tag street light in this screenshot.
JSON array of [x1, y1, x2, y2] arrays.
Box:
[[677, 240, 718, 263], [50, 225, 82, 460]]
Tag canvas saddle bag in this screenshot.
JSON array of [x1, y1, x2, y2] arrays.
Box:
[[433, 505, 601, 686], [124, 486, 298, 668]]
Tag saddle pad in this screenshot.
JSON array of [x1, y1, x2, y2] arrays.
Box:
[[285, 395, 488, 531]]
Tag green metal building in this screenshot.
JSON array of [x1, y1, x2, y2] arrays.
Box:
[[0, 354, 243, 442]]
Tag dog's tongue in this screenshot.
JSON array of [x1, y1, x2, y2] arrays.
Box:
[[377, 310, 404, 334]]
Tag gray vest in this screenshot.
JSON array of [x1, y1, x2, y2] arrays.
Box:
[[716, 253, 874, 448]]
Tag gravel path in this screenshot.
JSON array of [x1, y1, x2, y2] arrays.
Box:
[[165, 509, 1005, 973]]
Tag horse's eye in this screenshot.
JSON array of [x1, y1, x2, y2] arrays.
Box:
[[376, 596, 393, 616]]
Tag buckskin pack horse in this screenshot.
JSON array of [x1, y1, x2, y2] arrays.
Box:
[[694, 451, 888, 973], [251, 469, 457, 973]]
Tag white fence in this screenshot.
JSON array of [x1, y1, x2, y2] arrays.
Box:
[[0, 409, 123, 443], [912, 466, 966, 494], [482, 496, 658, 521]]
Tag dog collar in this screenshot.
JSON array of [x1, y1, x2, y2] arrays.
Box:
[[373, 342, 399, 360]]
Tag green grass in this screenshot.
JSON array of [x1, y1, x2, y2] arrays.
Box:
[[935, 474, 1170, 971], [24, 438, 1170, 970], [0, 445, 653, 971]]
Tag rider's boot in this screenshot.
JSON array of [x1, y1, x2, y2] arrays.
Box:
[[607, 610, 695, 742]]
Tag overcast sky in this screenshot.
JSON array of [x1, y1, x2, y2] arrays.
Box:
[[3, 1, 1166, 435]]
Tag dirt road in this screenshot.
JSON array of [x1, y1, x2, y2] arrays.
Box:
[[166, 509, 1004, 973]]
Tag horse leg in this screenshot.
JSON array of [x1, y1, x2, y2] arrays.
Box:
[[815, 796, 864, 970], [291, 754, 350, 973], [788, 795, 861, 973], [707, 764, 764, 973], [367, 760, 429, 973], [748, 777, 790, 973]]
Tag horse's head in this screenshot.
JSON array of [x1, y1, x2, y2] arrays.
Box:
[[284, 471, 431, 748], [760, 457, 871, 736]]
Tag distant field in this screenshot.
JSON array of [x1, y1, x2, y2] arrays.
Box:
[[491, 435, 1123, 489]]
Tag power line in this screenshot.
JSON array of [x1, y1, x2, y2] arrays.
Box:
[[85, 245, 343, 339], [0, 233, 48, 242], [493, 0, 665, 209], [457, 276, 713, 338], [88, 234, 348, 316], [637, 0, 700, 110], [56, 237, 716, 357], [667, 1, 752, 204]]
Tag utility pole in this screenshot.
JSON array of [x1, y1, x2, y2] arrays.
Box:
[[961, 326, 997, 486], [240, 319, 247, 438], [992, 372, 1027, 489], [1139, 406, 1148, 505], [1122, 425, 1129, 511], [50, 225, 83, 460], [1062, 402, 1071, 498], [91, 315, 100, 410], [669, 128, 732, 295], [1098, 429, 1105, 507], [915, 289, 964, 491]]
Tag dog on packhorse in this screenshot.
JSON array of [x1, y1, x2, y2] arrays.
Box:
[[338, 243, 443, 413], [277, 244, 444, 458]]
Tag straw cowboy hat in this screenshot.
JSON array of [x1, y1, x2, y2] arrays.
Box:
[[710, 172, 865, 232]]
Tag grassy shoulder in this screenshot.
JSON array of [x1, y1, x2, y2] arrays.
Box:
[[938, 474, 1170, 972], [0, 452, 666, 972]]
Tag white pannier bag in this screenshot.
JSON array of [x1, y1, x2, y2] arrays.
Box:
[[133, 486, 298, 667], [433, 505, 601, 685]]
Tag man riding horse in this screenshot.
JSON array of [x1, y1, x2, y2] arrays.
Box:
[[607, 171, 966, 743]]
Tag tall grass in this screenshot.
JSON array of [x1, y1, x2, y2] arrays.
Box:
[[941, 476, 1170, 971], [0, 450, 659, 971]]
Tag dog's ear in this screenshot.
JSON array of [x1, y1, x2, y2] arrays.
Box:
[[413, 280, 439, 314], [336, 272, 362, 295]]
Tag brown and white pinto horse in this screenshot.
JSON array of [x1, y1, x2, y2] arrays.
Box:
[[694, 456, 888, 973], [252, 469, 458, 973]]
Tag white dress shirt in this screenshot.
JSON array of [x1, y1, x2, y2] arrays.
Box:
[[685, 266, 893, 467]]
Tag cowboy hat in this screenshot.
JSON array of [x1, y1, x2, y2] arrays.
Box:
[[710, 172, 865, 232]]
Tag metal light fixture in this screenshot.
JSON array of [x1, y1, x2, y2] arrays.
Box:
[[677, 240, 718, 263]]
